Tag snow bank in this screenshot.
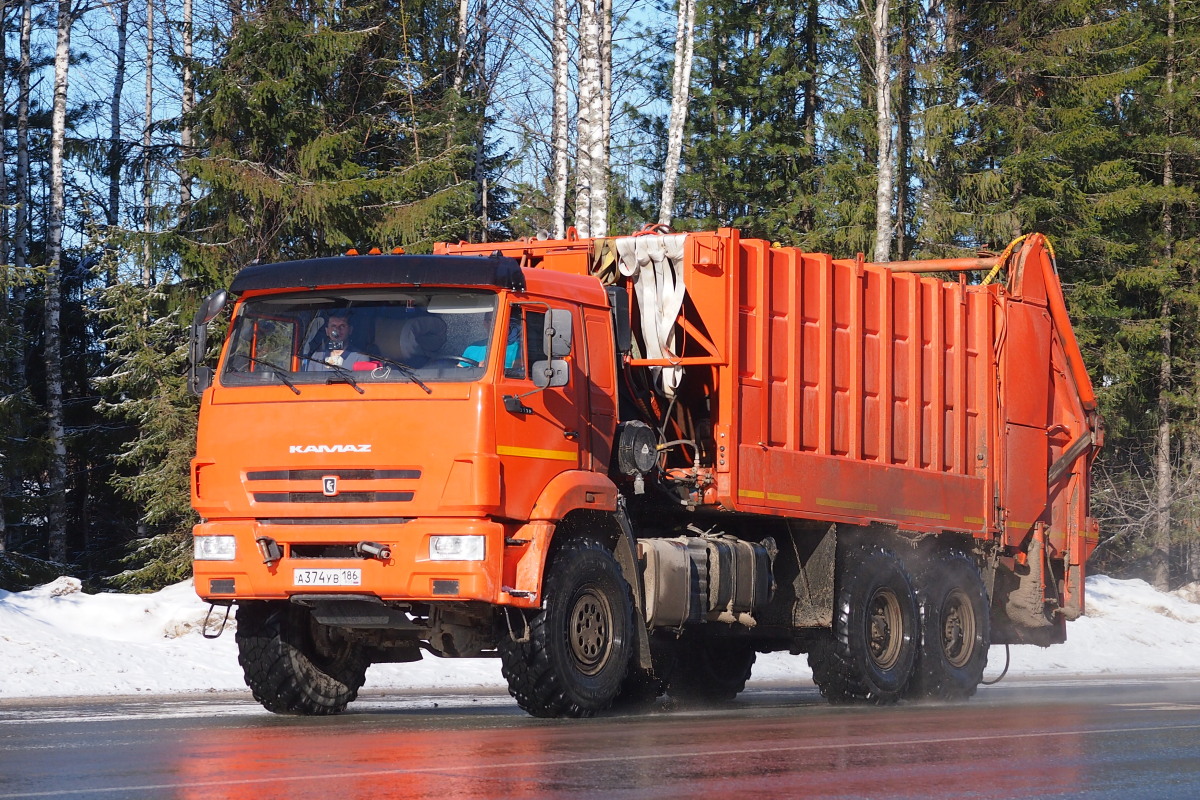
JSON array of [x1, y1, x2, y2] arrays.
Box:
[[1, 574, 1197, 699]]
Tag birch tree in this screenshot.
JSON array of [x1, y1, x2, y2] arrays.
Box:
[[597, 0, 610, 234], [453, 0, 470, 94], [575, 0, 599, 237], [870, 0, 894, 261], [45, 0, 75, 563], [550, 0, 569, 237], [658, 0, 695, 227]]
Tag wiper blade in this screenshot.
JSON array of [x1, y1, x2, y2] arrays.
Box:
[[237, 355, 301, 394], [301, 355, 366, 394], [361, 353, 432, 395]]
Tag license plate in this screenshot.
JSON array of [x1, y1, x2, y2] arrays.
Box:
[[293, 568, 362, 587]]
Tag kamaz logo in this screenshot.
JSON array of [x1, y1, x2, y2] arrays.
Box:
[[288, 444, 372, 454]]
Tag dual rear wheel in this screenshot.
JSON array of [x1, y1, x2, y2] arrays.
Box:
[[808, 543, 989, 704]]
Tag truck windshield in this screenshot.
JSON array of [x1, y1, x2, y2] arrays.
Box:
[[220, 289, 499, 388]]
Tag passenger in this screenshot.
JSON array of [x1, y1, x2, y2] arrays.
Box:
[[462, 312, 522, 370], [374, 314, 448, 367], [307, 313, 367, 371]]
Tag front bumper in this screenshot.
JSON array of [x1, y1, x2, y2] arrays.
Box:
[[192, 517, 507, 603]]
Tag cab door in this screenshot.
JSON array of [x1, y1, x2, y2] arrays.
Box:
[[494, 302, 584, 519]]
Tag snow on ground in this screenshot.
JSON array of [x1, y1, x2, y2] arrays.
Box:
[[1, 574, 1198, 700]]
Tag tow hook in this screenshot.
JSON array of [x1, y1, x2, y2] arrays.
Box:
[[356, 541, 392, 560], [256, 536, 283, 565]]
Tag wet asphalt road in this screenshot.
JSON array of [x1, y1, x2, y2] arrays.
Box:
[[2, 676, 1200, 799]]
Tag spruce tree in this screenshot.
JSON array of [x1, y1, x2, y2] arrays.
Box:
[[99, 0, 490, 587]]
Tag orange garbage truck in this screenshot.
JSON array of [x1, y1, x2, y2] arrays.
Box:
[[189, 228, 1101, 717]]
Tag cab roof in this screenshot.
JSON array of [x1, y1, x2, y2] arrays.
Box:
[[230, 253, 526, 295]]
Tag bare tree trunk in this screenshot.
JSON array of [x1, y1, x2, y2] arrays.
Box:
[[550, 0, 569, 237], [1152, 0, 1178, 591], [593, 0, 610, 237], [45, 0, 74, 564], [452, 0, 470, 94], [0, 0, 8, 555], [13, 0, 33, 393], [473, 0, 489, 240], [1, 0, 7, 274], [143, 0, 155, 287], [870, 0, 894, 262], [799, 0, 818, 231], [658, 0, 695, 227], [180, 0, 194, 219], [1154, 295, 1173, 590], [895, 1, 911, 260], [575, 0, 599, 238], [107, 0, 131, 283]]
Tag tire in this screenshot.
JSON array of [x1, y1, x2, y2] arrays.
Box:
[[611, 631, 677, 709], [499, 538, 635, 718], [906, 550, 990, 701], [236, 601, 369, 715], [667, 640, 756, 703], [808, 543, 919, 704]]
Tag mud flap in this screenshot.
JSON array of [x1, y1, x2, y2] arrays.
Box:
[[992, 524, 1066, 646], [614, 502, 654, 671]]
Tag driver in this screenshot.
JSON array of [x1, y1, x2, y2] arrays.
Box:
[[307, 312, 367, 370]]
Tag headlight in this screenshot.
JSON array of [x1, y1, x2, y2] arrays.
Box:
[[429, 535, 485, 561], [194, 535, 237, 561]]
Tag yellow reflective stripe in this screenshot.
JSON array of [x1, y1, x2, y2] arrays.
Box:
[[892, 508, 952, 521], [496, 444, 577, 462], [738, 490, 802, 503], [964, 516, 986, 525], [816, 497, 878, 512]]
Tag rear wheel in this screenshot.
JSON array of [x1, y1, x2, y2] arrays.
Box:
[[808, 543, 919, 704], [906, 551, 990, 700], [499, 538, 635, 718], [667, 640, 756, 703], [236, 601, 369, 715]]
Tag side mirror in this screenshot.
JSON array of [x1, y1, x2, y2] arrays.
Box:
[[544, 309, 572, 359], [531, 359, 569, 389], [188, 289, 228, 396], [606, 286, 631, 354]]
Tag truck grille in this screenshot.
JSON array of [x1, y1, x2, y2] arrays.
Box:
[[247, 469, 420, 480], [252, 491, 414, 503], [246, 468, 419, 504]]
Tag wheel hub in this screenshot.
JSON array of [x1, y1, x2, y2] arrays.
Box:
[[941, 587, 976, 668], [568, 588, 613, 676], [867, 587, 903, 670]]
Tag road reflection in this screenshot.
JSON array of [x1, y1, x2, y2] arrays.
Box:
[[170, 697, 1102, 799]]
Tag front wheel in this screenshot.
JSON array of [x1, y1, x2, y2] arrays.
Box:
[[499, 538, 635, 718], [808, 543, 919, 704], [236, 601, 369, 715]]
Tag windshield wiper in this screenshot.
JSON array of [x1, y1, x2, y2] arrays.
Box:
[[360, 352, 432, 394], [300, 355, 366, 394], [236, 355, 301, 395]]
